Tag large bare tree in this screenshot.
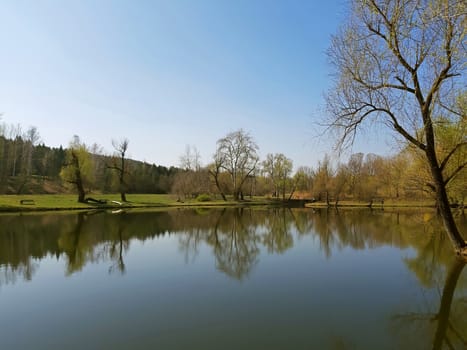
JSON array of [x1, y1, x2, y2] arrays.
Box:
[[325, 0, 466, 256], [215, 129, 259, 200]]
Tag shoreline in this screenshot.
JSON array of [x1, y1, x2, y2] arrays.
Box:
[[0, 194, 446, 214]]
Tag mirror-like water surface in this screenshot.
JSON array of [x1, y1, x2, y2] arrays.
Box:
[[0, 208, 466, 349]]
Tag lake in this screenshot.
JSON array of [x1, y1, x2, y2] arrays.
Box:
[[0, 207, 466, 349]]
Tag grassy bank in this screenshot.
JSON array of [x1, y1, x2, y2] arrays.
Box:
[[0, 194, 280, 212], [0, 193, 442, 213]]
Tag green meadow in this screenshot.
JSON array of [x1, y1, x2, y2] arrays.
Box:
[[0, 194, 279, 212], [0, 193, 442, 212]]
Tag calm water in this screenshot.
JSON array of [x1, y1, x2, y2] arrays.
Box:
[[0, 208, 466, 350]]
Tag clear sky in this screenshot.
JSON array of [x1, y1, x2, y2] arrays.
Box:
[[0, 0, 393, 169]]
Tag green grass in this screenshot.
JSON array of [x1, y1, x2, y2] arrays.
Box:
[[0, 193, 278, 212], [0, 194, 439, 212]]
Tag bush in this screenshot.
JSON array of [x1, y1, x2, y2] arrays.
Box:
[[196, 194, 211, 202]]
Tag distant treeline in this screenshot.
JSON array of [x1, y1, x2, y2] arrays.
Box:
[[0, 127, 179, 195], [0, 122, 465, 203]]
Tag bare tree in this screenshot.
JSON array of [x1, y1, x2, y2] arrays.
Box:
[[347, 153, 364, 198], [215, 129, 259, 200], [313, 154, 334, 206], [15, 126, 41, 194], [109, 138, 129, 202], [325, 0, 466, 256], [8, 123, 22, 177], [179, 144, 201, 171], [24, 126, 40, 176]]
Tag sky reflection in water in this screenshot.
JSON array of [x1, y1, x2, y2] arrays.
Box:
[[0, 208, 466, 350]]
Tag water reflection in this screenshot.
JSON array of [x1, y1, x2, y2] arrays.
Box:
[[0, 208, 466, 349], [433, 260, 466, 350], [0, 210, 174, 284], [391, 258, 466, 349], [0, 208, 465, 283], [387, 215, 467, 349]]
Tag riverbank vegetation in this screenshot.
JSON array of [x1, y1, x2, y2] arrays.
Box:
[[0, 123, 465, 210], [0, 193, 451, 213]]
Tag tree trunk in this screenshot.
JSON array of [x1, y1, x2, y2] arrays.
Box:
[[77, 178, 86, 203], [426, 150, 467, 256], [76, 174, 86, 203], [72, 152, 86, 203], [210, 170, 227, 201], [287, 185, 296, 201], [119, 154, 127, 202], [119, 167, 126, 201]]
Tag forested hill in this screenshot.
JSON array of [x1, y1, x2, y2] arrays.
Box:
[[0, 135, 179, 195]]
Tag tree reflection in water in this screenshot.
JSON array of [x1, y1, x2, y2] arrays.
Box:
[[107, 213, 129, 274], [432, 260, 466, 350], [392, 239, 467, 350], [210, 208, 259, 279], [390, 257, 466, 349], [177, 207, 301, 279], [177, 208, 260, 279], [260, 208, 294, 254], [0, 209, 466, 345]]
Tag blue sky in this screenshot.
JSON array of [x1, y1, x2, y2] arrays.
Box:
[[0, 0, 393, 168]]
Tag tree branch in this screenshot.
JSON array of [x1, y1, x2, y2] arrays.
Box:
[[395, 76, 415, 93], [354, 73, 416, 93], [444, 161, 467, 186], [424, 8, 455, 116], [367, 1, 415, 74], [372, 106, 427, 151], [438, 99, 465, 117], [440, 142, 467, 172]]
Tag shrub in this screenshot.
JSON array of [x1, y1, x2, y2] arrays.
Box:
[[196, 194, 211, 202]]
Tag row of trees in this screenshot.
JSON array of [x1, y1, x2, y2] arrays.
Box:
[[172, 130, 295, 201], [59, 136, 180, 202], [0, 123, 65, 193], [0, 121, 178, 198], [171, 129, 466, 205], [1, 121, 464, 209]]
